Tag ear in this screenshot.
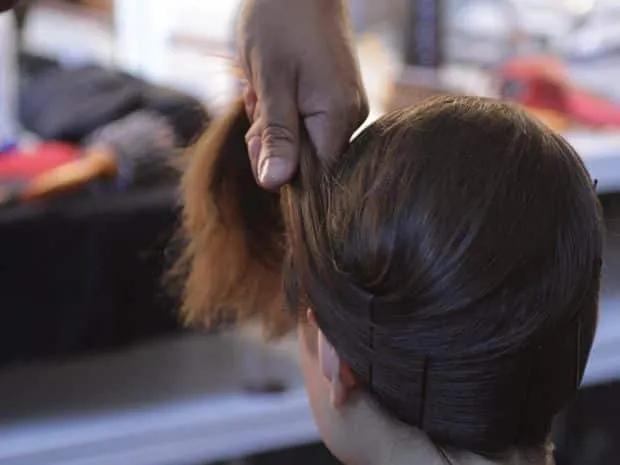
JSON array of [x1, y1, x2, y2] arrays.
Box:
[[309, 310, 358, 409]]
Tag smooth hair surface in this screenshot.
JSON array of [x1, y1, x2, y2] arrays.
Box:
[[174, 95, 603, 455]]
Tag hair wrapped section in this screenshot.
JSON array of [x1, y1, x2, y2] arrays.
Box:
[[174, 95, 603, 456]]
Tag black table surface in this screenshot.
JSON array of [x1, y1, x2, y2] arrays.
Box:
[[0, 184, 183, 367]]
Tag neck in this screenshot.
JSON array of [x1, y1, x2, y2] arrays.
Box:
[[384, 441, 555, 465], [340, 396, 554, 465]]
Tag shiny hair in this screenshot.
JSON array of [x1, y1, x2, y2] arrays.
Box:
[[173, 95, 603, 455]]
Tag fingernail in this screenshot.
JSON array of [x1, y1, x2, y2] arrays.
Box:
[[247, 136, 261, 165], [259, 156, 290, 187]]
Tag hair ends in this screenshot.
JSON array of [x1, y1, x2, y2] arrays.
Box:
[[170, 100, 294, 338]]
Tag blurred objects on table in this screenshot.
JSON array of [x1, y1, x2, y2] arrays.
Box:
[[0, 48, 212, 367], [387, 0, 620, 134], [19, 64, 209, 147], [0, 141, 80, 181], [496, 56, 620, 132], [0, 110, 178, 211]]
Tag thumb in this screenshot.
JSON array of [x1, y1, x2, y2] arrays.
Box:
[[254, 86, 300, 190]]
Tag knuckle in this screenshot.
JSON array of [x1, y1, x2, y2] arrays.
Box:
[[262, 125, 297, 147], [245, 123, 262, 143]]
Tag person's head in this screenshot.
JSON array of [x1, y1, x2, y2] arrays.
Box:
[[175, 95, 602, 464]]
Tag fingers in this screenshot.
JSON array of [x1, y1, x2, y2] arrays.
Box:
[[245, 69, 300, 191], [243, 74, 369, 187], [304, 89, 370, 164], [244, 82, 369, 186], [237, 0, 364, 189], [242, 83, 261, 183]]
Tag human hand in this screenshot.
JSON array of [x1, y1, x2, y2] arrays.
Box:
[[238, 0, 368, 190]]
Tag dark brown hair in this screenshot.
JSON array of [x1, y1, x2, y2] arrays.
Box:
[[174, 95, 603, 455]]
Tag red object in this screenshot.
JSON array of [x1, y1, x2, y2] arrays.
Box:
[[497, 57, 620, 128], [0, 142, 81, 181]]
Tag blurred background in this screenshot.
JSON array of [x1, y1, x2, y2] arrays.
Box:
[[0, 1, 620, 464]]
